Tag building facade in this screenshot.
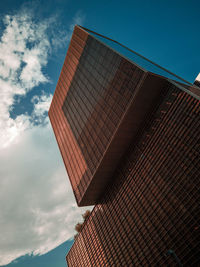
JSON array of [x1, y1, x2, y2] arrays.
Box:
[[49, 26, 200, 266]]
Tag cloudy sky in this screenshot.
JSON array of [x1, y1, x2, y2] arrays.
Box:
[[0, 0, 200, 266], [0, 2, 88, 266]]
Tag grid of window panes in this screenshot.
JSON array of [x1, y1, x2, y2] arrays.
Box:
[[60, 28, 145, 203], [49, 26, 89, 203], [67, 84, 200, 266]]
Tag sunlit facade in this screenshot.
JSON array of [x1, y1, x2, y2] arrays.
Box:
[[49, 26, 200, 266]]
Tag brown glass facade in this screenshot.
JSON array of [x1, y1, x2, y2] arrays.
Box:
[[66, 82, 200, 266], [49, 26, 200, 266], [49, 25, 152, 206], [49, 26, 173, 206]]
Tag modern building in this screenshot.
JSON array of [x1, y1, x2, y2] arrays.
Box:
[[49, 25, 200, 266]]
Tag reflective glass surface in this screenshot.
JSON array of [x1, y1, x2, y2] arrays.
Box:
[[67, 82, 200, 266]]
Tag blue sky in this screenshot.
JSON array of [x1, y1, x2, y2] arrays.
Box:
[[1, 240, 73, 267], [0, 0, 199, 266]]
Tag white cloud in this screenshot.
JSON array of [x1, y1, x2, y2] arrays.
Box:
[[0, 9, 84, 149], [30, 93, 53, 125], [0, 7, 88, 266], [0, 122, 89, 265], [20, 47, 49, 89], [0, 11, 51, 149], [32, 94, 52, 117]]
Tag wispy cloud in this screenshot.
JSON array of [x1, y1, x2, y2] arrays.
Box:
[[0, 10, 51, 148], [0, 6, 87, 266], [31, 93, 52, 125], [0, 8, 85, 150], [51, 11, 85, 50]]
